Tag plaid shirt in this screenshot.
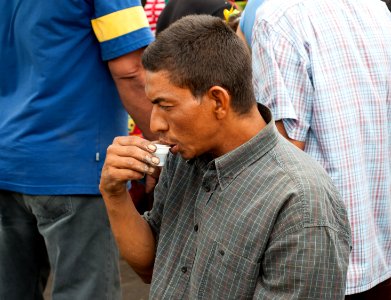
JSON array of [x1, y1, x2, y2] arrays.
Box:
[[144, 104, 351, 299], [252, 0, 391, 294]]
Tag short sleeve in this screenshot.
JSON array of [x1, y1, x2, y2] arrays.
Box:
[[252, 19, 314, 142], [91, 0, 154, 60]]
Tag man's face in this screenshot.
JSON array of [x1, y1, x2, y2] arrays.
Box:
[[145, 70, 219, 160]]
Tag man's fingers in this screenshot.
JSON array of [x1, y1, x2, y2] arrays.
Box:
[[107, 144, 156, 162], [105, 155, 157, 175], [112, 136, 157, 153], [106, 144, 159, 168], [100, 136, 159, 196], [99, 166, 145, 196], [102, 166, 145, 183]]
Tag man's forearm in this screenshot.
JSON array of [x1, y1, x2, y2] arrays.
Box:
[[102, 189, 156, 283]]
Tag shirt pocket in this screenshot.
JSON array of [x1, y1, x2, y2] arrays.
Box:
[[197, 240, 260, 299]]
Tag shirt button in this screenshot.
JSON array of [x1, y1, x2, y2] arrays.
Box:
[[181, 266, 187, 273], [194, 224, 198, 232], [219, 249, 225, 256]]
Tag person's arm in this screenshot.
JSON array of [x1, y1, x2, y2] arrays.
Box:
[[252, 16, 312, 152], [99, 135, 159, 283], [275, 120, 305, 150], [90, 0, 155, 139], [108, 49, 157, 141]]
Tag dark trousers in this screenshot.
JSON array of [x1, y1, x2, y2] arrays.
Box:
[[0, 191, 121, 300], [345, 277, 391, 300]]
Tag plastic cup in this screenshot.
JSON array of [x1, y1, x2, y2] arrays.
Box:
[[154, 144, 171, 166]]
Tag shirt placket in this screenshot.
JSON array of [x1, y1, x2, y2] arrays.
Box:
[[175, 164, 217, 291]]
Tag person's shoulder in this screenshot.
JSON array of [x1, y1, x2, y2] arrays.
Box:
[[259, 0, 303, 18], [272, 138, 333, 195], [254, 0, 306, 38], [273, 139, 350, 234]]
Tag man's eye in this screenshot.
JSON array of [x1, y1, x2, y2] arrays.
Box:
[[159, 104, 171, 110]]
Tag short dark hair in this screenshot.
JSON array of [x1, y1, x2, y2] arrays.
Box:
[[142, 14, 256, 115]]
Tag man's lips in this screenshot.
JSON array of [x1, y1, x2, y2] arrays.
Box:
[[158, 139, 179, 154], [170, 144, 179, 154], [158, 139, 173, 146]]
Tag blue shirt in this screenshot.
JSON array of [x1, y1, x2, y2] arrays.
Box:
[[239, 0, 265, 45], [0, 0, 154, 194]]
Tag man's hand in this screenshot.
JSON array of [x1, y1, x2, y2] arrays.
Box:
[[99, 136, 160, 197], [99, 136, 158, 282]]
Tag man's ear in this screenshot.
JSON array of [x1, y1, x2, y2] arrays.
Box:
[[207, 86, 231, 120]]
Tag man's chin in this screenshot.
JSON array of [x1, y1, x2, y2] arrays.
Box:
[[179, 152, 194, 161], [172, 145, 198, 161], [177, 149, 196, 161]]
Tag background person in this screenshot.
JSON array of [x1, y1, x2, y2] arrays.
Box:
[[0, 0, 155, 298], [142, 0, 166, 35], [236, 0, 265, 46], [155, 0, 232, 34], [251, 0, 391, 297]]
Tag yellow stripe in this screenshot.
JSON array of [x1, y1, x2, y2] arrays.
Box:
[[91, 6, 149, 42]]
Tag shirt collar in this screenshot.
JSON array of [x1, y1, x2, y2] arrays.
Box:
[[194, 104, 280, 190]]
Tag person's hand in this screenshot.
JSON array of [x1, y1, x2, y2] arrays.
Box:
[[99, 136, 159, 197], [145, 167, 161, 195]]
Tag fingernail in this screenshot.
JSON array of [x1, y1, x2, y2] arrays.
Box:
[[147, 144, 156, 151], [151, 157, 159, 165]]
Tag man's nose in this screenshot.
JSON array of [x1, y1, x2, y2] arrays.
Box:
[[150, 106, 168, 134]]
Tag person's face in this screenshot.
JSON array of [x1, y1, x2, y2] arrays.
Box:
[[146, 70, 220, 160]]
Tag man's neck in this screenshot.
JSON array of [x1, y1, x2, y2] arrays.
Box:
[[210, 106, 267, 157]]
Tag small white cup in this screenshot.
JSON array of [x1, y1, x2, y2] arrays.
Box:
[[154, 144, 171, 166]]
